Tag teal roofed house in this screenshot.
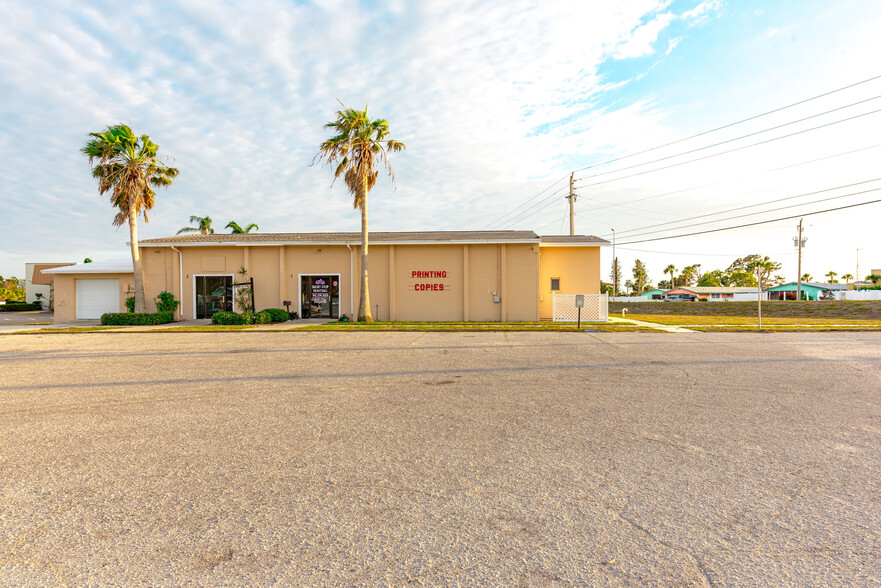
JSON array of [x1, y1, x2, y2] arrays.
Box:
[[765, 282, 847, 300], [640, 289, 667, 300]]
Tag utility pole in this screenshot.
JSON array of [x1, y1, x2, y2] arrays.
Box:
[[611, 228, 617, 297], [567, 172, 576, 236], [794, 219, 806, 301]]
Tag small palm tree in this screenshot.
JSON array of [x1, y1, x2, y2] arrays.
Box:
[[663, 264, 676, 289], [867, 274, 881, 286], [801, 273, 812, 282], [226, 221, 259, 234], [177, 215, 214, 235], [82, 124, 179, 313], [315, 104, 405, 322], [825, 270, 838, 283], [841, 273, 854, 284]]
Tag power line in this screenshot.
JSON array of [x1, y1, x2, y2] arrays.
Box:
[[608, 184, 881, 241], [505, 109, 881, 230], [575, 142, 881, 216], [572, 73, 881, 174], [481, 173, 569, 230], [616, 195, 881, 246], [601, 178, 881, 239], [573, 94, 881, 186], [496, 184, 570, 229], [616, 246, 795, 257], [573, 106, 881, 191]]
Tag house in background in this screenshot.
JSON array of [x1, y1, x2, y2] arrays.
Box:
[[639, 288, 667, 300], [765, 282, 847, 300], [25, 262, 74, 307], [663, 286, 759, 300]]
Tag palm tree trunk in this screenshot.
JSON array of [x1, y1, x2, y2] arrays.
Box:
[[129, 208, 146, 313], [358, 183, 373, 322]]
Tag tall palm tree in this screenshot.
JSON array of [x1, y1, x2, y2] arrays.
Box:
[[801, 273, 813, 282], [82, 124, 179, 313], [663, 264, 676, 289], [177, 215, 214, 235], [841, 273, 854, 284], [226, 221, 259, 234], [315, 105, 405, 321], [825, 270, 838, 283]]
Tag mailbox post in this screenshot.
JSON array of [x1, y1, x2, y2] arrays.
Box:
[[575, 294, 585, 329]]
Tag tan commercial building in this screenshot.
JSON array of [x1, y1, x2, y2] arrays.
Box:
[[46, 231, 607, 322]]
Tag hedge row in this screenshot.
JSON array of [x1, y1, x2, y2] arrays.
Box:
[[100, 311, 175, 325], [0, 302, 42, 312], [211, 308, 292, 325]]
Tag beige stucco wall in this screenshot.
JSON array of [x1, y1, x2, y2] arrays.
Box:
[[52, 273, 135, 322], [538, 246, 602, 320], [109, 241, 601, 322]]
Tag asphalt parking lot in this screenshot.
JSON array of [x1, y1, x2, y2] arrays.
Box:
[[1, 331, 879, 585]]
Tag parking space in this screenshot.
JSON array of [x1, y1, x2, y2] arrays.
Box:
[[1, 331, 879, 584]]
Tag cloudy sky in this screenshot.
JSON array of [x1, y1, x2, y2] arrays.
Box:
[[2, 0, 881, 285]]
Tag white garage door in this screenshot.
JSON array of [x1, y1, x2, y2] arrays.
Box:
[[76, 279, 120, 319]]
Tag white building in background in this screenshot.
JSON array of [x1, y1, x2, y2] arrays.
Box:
[[25, 262, 74, 307]]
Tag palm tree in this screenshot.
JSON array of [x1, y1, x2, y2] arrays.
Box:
[[177, 215, 214, 235], [842, 273, 854, 285], [226, 221, 259, 234], [801, 273, 813, 282], [825, 270, 838, 283], [663, 264, 676, 289], [315, 105, 405, 321], [82, 124, 179, 313], [867, 274, 881, 286]]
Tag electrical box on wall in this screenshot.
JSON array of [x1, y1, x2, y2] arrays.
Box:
[[493, 296, 501, 303]]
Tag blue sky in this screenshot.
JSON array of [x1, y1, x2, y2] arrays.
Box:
[[2, 0, 881, 284]]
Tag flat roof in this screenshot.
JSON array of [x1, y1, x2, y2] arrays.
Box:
[[138, 231, 609, 246], [42, 259, 133, 274]]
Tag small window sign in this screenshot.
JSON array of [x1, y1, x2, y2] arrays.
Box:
[[550, 278, 560, 291], [575, 294, 585, 307]]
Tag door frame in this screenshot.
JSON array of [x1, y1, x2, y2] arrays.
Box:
[[192, 274, 235, 319], [298, 273, 341, 319]]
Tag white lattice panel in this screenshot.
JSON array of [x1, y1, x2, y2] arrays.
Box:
[[552, 294, 608, 322]]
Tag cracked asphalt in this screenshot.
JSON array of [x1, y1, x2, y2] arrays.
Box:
[[1, 331, 880, 586]]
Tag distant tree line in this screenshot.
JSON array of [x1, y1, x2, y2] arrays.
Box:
[[0, 276, 25, 301]]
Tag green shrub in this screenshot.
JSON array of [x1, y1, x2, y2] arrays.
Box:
[[100, 311, 174, 325], [154, 291, 180, 313], [260, 308, 290, 323], [252, 310, 272, 324], [0, 302, 42, 312], [211, 311, 250, 325], [125, 296, 136, 313]]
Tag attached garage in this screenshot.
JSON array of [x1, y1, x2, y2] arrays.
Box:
[[42, 259, 134, 322], [76, 279, 120, 319]]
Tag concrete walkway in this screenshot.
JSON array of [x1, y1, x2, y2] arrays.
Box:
[[607, 315, 696, 333]]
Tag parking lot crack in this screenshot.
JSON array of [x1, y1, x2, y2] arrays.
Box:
[[614, 507, 713, 587]]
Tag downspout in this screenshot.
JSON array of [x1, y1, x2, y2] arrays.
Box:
[[171, 246, 184, 321], [346, 243, 354, 317]]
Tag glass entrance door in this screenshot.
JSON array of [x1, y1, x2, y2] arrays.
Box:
[[196, 275, 233, 318], [301, 275, 339, 319]]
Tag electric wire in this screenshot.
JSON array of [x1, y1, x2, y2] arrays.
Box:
[[481, 173, 570, 230], [505, 117, 881, 230], [600, 178, 881, 239], [573, 94, 881, 185], [615, 196, 881, 245], [573, 106, 881, 191], [571, 73, 881, 174], [575, 142, 881, 216]]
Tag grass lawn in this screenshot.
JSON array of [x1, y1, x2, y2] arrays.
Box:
[[621, 314, 881, 327], [610, 300, 881, 320]]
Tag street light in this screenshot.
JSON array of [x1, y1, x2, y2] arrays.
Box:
[[611, 228, 616, 298]]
